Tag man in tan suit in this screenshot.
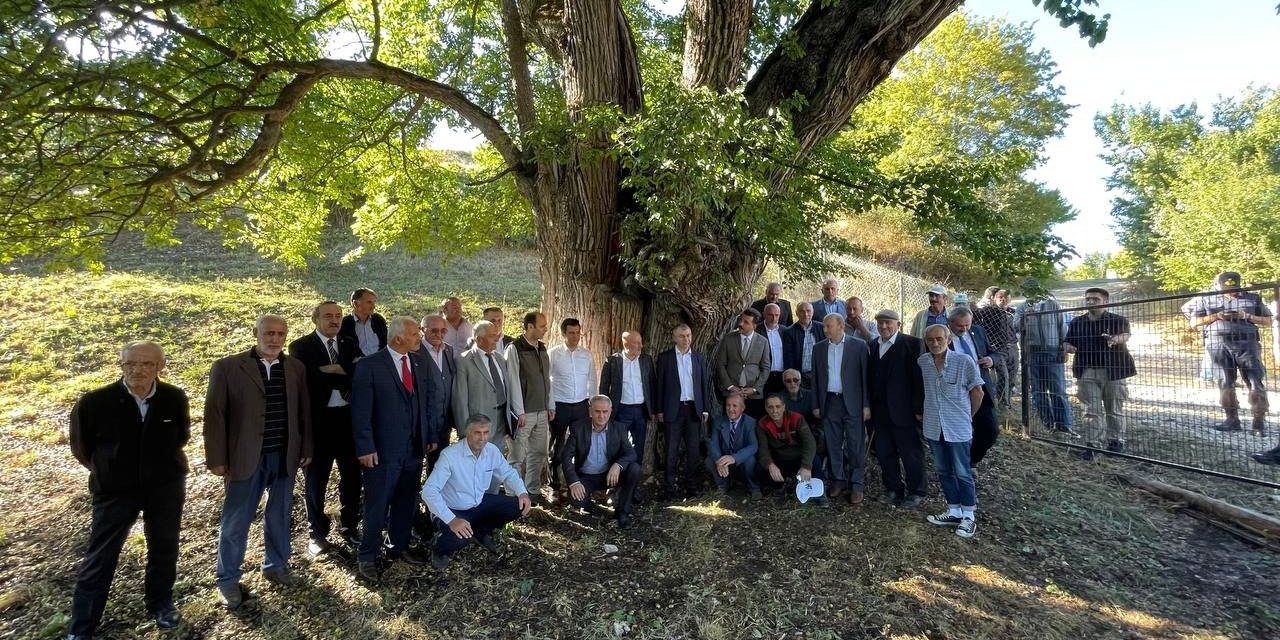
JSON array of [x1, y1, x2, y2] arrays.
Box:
[[204, 315, 311, 613], [712, 308, 772, 418]]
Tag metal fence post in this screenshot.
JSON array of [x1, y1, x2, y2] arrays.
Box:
[[898, 277, 906, 320]]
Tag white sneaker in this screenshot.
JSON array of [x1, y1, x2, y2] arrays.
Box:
[[955, 517, 977, 539]]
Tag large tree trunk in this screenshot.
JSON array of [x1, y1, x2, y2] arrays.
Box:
[[535, 0, 645, 368]]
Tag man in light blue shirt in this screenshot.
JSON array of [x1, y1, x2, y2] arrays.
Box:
[[918, 325, 984, 540], [422, 414, 531, 569]]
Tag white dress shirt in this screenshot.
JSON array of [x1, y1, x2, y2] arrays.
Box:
[[316, 330, 349, 408], [549, 344, 597, 409], [443, 318, 474, 353], [826, 338, 845, 393], [765, 325, 784, 372], [422, 440, 527, 523], [621, 354, 645, 404], [878, 332, 898, 358], [676, 348, 694, 402]]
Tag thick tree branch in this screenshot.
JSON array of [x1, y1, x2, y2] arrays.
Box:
[[500, 0, 538, 135], [682, 0, 752, 90]]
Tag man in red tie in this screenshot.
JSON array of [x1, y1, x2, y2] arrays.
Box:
[[351, 316, 440, 581]]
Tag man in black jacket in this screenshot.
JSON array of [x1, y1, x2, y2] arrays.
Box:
[[289, 301, 362, 554], [866, 311, 926, 507], [563, 396, 642, 529], [340, 288, 387, 357], [67, 341, 190, 639]]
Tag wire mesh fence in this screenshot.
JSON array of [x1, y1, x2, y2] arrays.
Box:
[[1019, 282, 1280, 488], [776, 254, 940, 321]]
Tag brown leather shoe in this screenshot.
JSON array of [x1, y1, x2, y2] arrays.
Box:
[[849, 491, 865, 505]]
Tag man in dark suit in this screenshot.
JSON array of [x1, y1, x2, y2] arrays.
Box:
[[813, 312, 870, 504], [784, 302, 824, 390], [655, 324, 714, 500], [205, 315, 311, 611], [351, 316, 440, 581], [706, 394, 760, 498], [563, 396, 642, 529], [599, 330, 655, 465], [712, 309, 771, 418], [340, 288, 387, 357], [948, 306, 1000, 466], [751, 282, 794, 326], [419, 313, 457, 468], [866, 310, 926, 508], [756, 303, 789, 396], [66, 341, 189, 639], [289, 301, 362, 556]]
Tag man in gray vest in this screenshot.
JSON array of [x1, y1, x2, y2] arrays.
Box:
[[505, 312, 554, 505]]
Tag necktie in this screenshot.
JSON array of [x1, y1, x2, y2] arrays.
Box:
[[487, 352, 507, 405], [729, 419, 738, 443], [326, 338, 339, 364], [739, 335, 750, 386], [958, 336, 974, 359], [400, 355, 414, 393]]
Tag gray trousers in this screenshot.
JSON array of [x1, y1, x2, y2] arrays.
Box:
[[822, 394, 867, 491]]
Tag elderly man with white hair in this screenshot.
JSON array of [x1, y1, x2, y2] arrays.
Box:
[[453, 319, 512, 449]]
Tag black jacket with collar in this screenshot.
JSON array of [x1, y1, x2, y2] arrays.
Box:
[[70, 379, 191, 494]]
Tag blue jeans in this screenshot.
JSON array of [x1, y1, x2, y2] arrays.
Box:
[[1028, 349, 1072, 430], [433, 493, 522, 556], [216, 452, 294, 588], [616, 403, 648, 464], [928, 438, 976, 509]]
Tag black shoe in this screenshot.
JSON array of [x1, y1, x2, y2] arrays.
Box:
[[617, 514, 635, 530], [340, 529, 362, 547], [65, 635, 93, 640], [897, 495, 924, 509], [528, 494, 543, 508], [430, 551, 450, 571], [1214, 420, 1243, 432], [1106, 440, 1125, 453], [657, 488, 675, 502], [878, 490, 900, 505], [153, 604, 181, 630], [307, 538, 331, 557], [684, 488, 701, 500], [399, 547, 431, 565], [357, 561, 380, 582], [583, 503, 610, 518], [477, 534, 499, 554], [1251, 447, 1280, 466]]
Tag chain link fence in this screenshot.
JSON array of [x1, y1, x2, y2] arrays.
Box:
[[771, 254, 939, 321], [1020, 283, 1280, 488]]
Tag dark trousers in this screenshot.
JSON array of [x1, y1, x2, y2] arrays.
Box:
[[760, 455, 806, 492], [664, 402, 703, 492], [970, 392, 1000, 465], [70, 479, 184, 635], [822, 394, 867, 491], [359, 452, 424, 563], [433, 493, 523, 556], [304, 405, 361, 541], [871, 416, 926, 498], [550, 399, 589, 489], [705, 454, 759, 491], [616, 403, 648, 464], [572, 462, 642, 516], [764, 370, 785, 396]]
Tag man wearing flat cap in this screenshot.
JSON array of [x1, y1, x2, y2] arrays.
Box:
[[866, 310, 926, 506], [1183, 271, 1272, 436], [910, 284, 950, 338]]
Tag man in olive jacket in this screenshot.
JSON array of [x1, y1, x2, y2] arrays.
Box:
[[204, 315, 311, 611], [67, 340, 190, 638]]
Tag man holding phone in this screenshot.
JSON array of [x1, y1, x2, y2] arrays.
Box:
[[1184, 271, 1273, 436]]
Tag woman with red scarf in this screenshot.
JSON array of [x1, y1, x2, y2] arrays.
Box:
[[757, 395, 817, 495]]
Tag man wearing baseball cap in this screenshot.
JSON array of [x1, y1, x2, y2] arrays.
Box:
[[909, 284, 949, 338], [1183, 271, 1272, 436]]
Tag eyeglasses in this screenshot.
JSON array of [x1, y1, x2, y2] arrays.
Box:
[[783, 378, 800, 384], [122, 361, 159, 370]]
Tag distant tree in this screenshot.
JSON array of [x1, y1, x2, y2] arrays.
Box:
[[1097, 87, 1279, 290], [1062, 251, 1110, 280]]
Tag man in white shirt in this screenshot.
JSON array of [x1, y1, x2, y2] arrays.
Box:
[[422, 414, 531, 570], [548, 318, 598, 492], [757, 303, 788, 397]]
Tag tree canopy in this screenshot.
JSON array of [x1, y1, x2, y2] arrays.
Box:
[[1, 0, 1106, 353], [1097, 86, 1279, 290]]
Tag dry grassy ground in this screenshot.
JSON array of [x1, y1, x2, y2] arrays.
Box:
[[1, 234, 1278, 639]]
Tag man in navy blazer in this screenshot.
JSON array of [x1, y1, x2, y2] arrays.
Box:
[[562, 396, 642, 529], [599, 330, 655, 464], [288, 301, 362, 554], [706, 394, 761, 497], [655, 324, 715, 500], [813, 313, 871, 504], [866, 310, 927, 507], [948, 307, 1000, 466], [419, 313, 458, 467], [351, 316, 440, 580], [784, 302, 824, 389]]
